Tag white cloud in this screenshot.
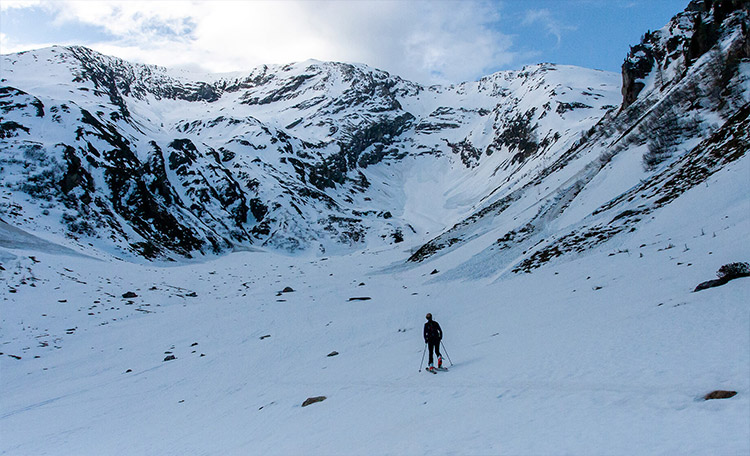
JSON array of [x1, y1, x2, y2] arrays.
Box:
[[522, 8, 576, 47], [2, 0, 519, 84], [0, 31, 56, 55], [0, 0, 43, 11]]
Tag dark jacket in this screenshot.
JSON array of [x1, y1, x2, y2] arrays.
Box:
[[424, 320, 442, 342]]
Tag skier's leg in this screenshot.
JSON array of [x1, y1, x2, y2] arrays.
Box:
[[427, 341, 435, 365]]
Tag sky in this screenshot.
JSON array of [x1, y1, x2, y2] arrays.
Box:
[[0, 0, 690, 84]]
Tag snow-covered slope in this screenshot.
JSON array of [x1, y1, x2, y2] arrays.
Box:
[[0, 42, 619, 258], [406, 0, 750, 281], [1, 0, 748, 454], [1, 164, 748, 454]]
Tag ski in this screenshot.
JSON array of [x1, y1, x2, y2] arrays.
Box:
[[425, 368, 437, 374]]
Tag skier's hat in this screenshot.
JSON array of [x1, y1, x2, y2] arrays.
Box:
[[425, 313, 432, 320]]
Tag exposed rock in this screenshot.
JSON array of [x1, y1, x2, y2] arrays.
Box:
[[694, 277, 728, 291], [302, 396, 327, 407], [327, 351, 339, 357], [621, 38, 656, 108], [163, 355, 176, 361], [282, 286, 295, 293], [260, 334, 271, 340], [430, 269, 439, 275], [347, 297, 371, 301], [704, 390, 737, 400], [694, 262, 750, 291], [717, 262, 750, 279], [621, 0, 749, 109], [122, 291, 138, 298]]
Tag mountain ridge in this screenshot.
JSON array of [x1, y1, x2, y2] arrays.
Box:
[[0, 0, 748, 276], [0, 44, 620, 260]]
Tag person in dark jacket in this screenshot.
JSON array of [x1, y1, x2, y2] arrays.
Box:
[[423, 313, 443, 371]]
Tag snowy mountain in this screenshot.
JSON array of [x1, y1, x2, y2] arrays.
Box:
[[2, 2, 748, 270], [0, 39, 620, 258], [406, 0, 750, 279], [1, 1, 749, 454]]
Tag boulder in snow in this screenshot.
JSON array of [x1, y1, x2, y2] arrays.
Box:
[[704, 390, 737, 400], [302, 396, 327, 407], [694, 262, 750, 292]]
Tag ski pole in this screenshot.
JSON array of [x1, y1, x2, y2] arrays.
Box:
[[419, 343, 427, 372], [440, 341, 453, 366]]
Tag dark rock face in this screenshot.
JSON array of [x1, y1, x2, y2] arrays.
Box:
[[60, 145, 94, 196], [621, 0, 750, 108], [309, 113, 414, 190], [0, 120, 30, 138], [621, 36, 657, 108], [446, 139, 483, 168], [0, 86, 44, 117], [68, 46, 221, 104], [500, 110, 539, 165]]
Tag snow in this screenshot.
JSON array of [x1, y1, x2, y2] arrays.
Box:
[[2, 153, 748, 454], [2, 12, 750, 452], [552, 145, 649, 231]]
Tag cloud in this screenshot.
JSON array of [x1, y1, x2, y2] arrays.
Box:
[[0, 0, 43, 11], [522, 8, 576, 47], [0, 30, 56, 55], [1, 0, 519, 84]]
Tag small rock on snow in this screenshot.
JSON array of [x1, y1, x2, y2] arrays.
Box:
[[302, 396, 327, 407], [704, 390, 737, 400]]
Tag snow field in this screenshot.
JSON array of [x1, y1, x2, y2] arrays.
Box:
[[2, 164, 748, 455]]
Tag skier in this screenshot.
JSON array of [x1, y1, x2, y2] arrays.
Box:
[[423, 313, 443, 372]]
